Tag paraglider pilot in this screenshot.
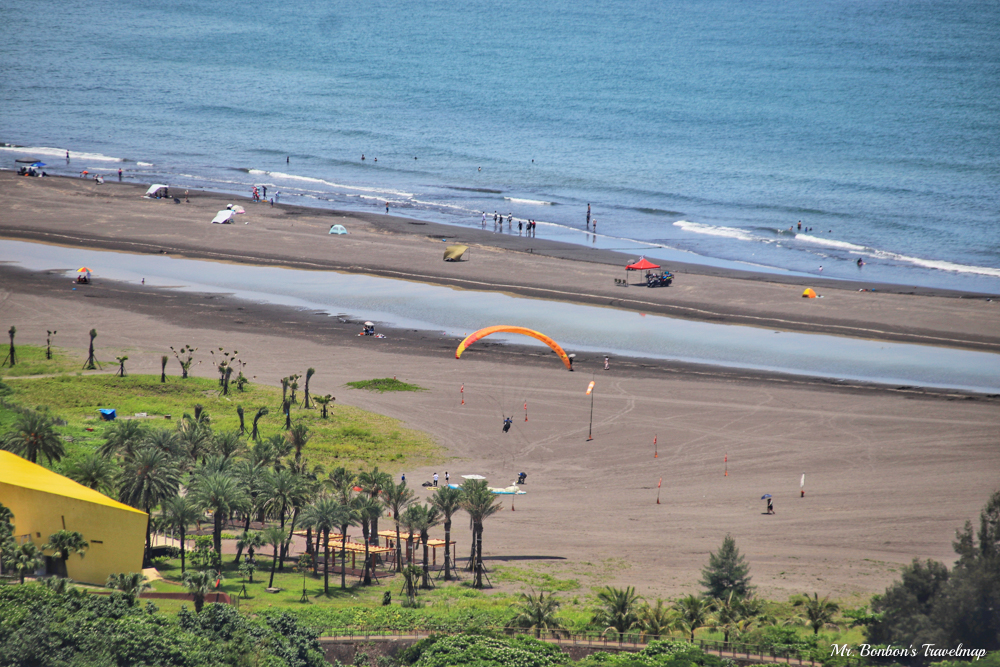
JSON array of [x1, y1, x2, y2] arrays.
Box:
[[517, 472, 527, 485], [502, 417, 512, 433]]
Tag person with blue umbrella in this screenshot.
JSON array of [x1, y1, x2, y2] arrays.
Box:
[[762, 494, 774, 514]]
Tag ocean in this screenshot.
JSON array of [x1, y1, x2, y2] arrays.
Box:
[[2, 0, 999, 292]]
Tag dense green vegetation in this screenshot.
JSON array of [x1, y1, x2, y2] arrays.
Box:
[[345, 378, 425, 393]]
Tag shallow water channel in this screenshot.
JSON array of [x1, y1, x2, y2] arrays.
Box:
[[3, 240, 998, 393]]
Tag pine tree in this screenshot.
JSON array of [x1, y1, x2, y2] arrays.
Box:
[[700, 534, 752, 599]]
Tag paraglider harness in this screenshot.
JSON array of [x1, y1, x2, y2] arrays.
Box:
[[502, 416, 512, 433], [517, 472, 527, 485]]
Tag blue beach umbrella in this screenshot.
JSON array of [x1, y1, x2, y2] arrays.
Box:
[[761, 494, 772, 499], [31, 162, 46, 167]]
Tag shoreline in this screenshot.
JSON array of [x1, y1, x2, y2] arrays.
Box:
[[1, 172, 999, 357]]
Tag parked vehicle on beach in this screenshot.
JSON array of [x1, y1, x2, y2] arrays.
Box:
[[646, 271, 673, 287]]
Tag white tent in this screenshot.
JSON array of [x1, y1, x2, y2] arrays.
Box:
[[211, 210, 234, 224], [144, 184, 168, 197], [329, 224, 348, 235]]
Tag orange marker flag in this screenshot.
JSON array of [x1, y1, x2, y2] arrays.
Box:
[[656, 477, 662, 504], [724, 453, 728, 477]]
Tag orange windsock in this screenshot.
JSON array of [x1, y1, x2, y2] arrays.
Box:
[[586, 381, 595, 395]]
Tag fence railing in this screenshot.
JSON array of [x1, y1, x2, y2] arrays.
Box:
[[316, 627, 818, 666]]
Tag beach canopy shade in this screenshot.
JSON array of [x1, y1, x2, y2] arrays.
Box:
[[626, 257, 660, 271], [144, 184, 168, 196], [211, 210, 234, 224], [802, 288, 817, 298], [443, 244, 468, 261], [625, 257, 661, 285], [15, 157, 43, 164], [232, 205, 245, 214], [761, 494, 772, 499], [329, 224, 348, 235]]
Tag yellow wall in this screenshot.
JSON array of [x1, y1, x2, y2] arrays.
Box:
[[0, 482, 147, 585]]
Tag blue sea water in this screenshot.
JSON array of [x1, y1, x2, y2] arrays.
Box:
[[2, 0, 999, 292]]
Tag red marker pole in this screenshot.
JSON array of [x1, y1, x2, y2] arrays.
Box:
[[656, 477, 662, 504], [460, 383, 464, 406], [724, 453, 728, 477], [524, 401, 528, 422], [654, 434, 658, 459]]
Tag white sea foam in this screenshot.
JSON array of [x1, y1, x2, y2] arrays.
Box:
[[504, 197, 554, 206], [136, 161, 154, 167], [0, 145, 122, 162], [876, 251, 1000, 278], [673, 220, 758, 242], [795, 234, 868, 253], [253, 169, 413, 197]]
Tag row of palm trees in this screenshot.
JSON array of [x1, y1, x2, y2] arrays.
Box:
[[510, 586, 841, 642], [61, 409, 505, 593]]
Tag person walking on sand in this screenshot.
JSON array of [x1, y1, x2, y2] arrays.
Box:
[[604, 356, 610, 371], [433, 472, 439, 487], [445, 471, 449, 485], [518, 220, 523, 236], [767, 498, 774, 514]]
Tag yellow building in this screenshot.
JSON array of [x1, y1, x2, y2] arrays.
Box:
[[0, 451, 147, 585]]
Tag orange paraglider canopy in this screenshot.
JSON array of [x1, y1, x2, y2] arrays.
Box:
[[455, 326, 572, 370], [802, 288, 817, 298]]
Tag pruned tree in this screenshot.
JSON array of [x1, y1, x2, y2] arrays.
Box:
[[170, 345, 197, 379], [288, 374, 301, 405], [282, 400, 291, 430], [236, 406, 245, 435], [251, 407, 268, 441], [160, 355, 168, 382], [83, 329, 100, 370], [46, 330, 57, 360], [115, 355, 128, 377], [314, 395, 334, 418], [280, 377, 290, 404], [2, 326, 15, 367], [303, 368, 316, 408]]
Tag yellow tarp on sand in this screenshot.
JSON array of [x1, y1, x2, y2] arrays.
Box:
[[444, 245, 468, 261]]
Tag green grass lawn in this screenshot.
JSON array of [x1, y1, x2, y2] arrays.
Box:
[[0, 347, 440, 472], [346, 378, 425, 393], [0, 344, 84, 378]]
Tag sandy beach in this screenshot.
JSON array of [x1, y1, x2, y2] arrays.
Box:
[[1, 172, 998, 601]]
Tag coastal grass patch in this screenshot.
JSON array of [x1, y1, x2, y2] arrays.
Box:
[[346, 378, 425, 393], [0, 344, 83, 378], [0, 372, 440, 471]]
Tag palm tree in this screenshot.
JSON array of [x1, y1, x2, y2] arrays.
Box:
[[286, 423, 311, 464], [118, 447, 181, 563], [261, 468, 307, 569], [63, 453, 116, 493], [234, 530, 265, 576], [354, 494, 384, 585], [711, 591, 757, 644], [673, 594, 715, 641], [232, 458, 269, 559], [303, 368, 316, 408], [326, 467, 356, 503], [98, 420, 148, 460], [176, 414, 213, 464], [3, 410, 65, 464], [4, 542, 44, 583], [357, 467, 391, 544], [336, 500, 359, 590], [263, 526, 286, 588], [593, 586, 642, 640], [212, 430, 245, 462], [43, 530, 89, 578], [143, 429, 184, 458], [106, 572, 152, 605], [301, 498, 350, 594], [430, 485, 462, 581], [383, 480, 415, 572], [415, 504, 442, 588], [188, 471, 249, 556], [183, 569, 219, 613], [792, 593, 840, 635], [507, 589, 565, 638], [161, 495, 201, 574], [459, 479, 503, 589], [639, 599, 674, 641]]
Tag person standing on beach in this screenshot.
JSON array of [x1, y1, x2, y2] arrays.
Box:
[[275, 191, 280, 204], [386, 202, 389, 214], [262, 185, 267, 199], [433, 472, 439, 487], [587, 204, 591, 228], [118, 168, 122, 181], [445, 471, 449, 485], [482, 212, 487, 228], [66, 151, 70, 162], [518, 220, 523, 236], [604, 356, 610, 370]]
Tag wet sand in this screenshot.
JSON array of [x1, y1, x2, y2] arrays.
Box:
[[1, 171, 999, 601]]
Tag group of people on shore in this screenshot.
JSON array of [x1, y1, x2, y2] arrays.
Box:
[[481, 211, 537, 237]]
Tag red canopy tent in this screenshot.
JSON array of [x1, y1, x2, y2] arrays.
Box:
[[625, 257, 660, 285]]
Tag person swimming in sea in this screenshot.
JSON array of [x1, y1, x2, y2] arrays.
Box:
[[857, 257, 865, 267]]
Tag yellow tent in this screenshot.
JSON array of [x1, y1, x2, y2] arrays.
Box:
[[802, 288, 817, 298], [0, 451, 147, 584], [443, 245, 469, 261]]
